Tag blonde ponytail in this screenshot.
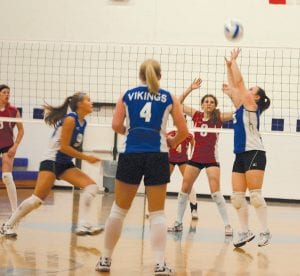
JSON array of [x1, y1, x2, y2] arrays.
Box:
[[139, 59, 161, 95]]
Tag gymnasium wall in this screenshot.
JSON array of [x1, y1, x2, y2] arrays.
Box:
[[0, 0, 300, 200]]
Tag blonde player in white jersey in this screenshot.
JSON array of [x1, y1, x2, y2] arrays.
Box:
[[223, 48, 271, 247], [1, 92, 102, 237]]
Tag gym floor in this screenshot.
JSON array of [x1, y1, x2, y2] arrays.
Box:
[[0, 189, 299, 275]]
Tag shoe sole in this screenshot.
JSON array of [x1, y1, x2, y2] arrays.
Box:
[[258, 240, 270, 247], [76, 227, 104, 236], [167, 229, 183, 233], [234, 235, 255, 248], [191, 216, 198, 220], [95, 267, 110, 272]]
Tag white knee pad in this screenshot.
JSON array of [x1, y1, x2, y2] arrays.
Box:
[[149, 211, 166, 226], [211, 191, 225, 205], [231, 192, 247, 209], [2, 172, 14, 186], [109, 202, 128, 220], [249, 189, 266, 208], [29, 194, 43, 208], [83, 184, 98, 197]]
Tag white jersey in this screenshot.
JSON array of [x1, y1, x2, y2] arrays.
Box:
[[233, 105, 264, 154], [43, 112, 86, 162]]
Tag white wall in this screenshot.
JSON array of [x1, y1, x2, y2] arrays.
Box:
[[1, 0, 300, 200], [0, 0, 300, 47]]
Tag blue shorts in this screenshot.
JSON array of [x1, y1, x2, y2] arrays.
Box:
[[39, 160, 76, 179], [116, 152, 170, 186]]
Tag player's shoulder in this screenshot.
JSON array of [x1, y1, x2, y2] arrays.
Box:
[[7, 104, 18, 112]]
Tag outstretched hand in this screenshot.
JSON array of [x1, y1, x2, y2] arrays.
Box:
[[225, 48, 241, 66], [190, 78, 202, 90]]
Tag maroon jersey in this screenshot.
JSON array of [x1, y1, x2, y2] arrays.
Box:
[[168, 131, 193, 163], [190, 111, 222, 163], [0, 104, 17, 148]]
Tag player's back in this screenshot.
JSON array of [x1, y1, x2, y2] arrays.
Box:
[[122, 85, 173, 153]]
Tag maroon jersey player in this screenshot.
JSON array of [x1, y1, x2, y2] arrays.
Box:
[[168, 78, 233, 236], [0, 84, 24, 215]]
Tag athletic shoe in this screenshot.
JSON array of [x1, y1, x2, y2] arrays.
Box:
[[225, 224, 233, 236], [167, 221, 183, 232], [258, 231, 271, 247], [233, 230, 255, 248], [0, 223, 17, 238], [95, 256, 111, 272], [75, 224, 104, 236], [154, 263, 174, 275]]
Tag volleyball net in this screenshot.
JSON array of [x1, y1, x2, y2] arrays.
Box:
[[0, 40, 300, 134]]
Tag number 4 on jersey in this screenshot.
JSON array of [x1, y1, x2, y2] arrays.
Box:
[[140, 102, 152, 122]]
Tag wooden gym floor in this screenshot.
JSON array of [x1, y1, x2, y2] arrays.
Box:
[[0, 189, 299, 276]]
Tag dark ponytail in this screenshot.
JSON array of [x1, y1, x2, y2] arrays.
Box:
[[256, 87, 270, 114], [43, 92, 86, 127]]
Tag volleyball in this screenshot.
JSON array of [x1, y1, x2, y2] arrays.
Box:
[[224, 20, 243, 41]]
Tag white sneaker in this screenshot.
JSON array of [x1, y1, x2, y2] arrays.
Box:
[[191, 209, 198, 220], [167, 221, 183, 232], [0, 223, 17, 238], [258, 231, 271, 247], [75, 224, 104, 236], [95, 256, 111, 272], [154, 263, 174, 275], [233, 230, 255, 248], [225, 224, 233, 236]]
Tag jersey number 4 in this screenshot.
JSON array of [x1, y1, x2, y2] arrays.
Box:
[[140, 102, 152, 122]]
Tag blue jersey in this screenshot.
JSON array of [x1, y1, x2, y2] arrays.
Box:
[[233, 105, 264, 154], [43, 112, 87, 163], [121, 85, 173, 153]]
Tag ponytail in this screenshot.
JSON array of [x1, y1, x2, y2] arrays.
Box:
[[43, 92, 86, 127], [139, 59, 161, 94], [256, 87, 270, 114]]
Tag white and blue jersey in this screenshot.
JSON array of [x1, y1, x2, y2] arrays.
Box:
[[233, 105, 264, 154], [43, 112, 87, 163], [121, 85, 173, 153]]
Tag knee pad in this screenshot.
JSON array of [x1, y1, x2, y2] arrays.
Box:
[[29, 194, 43, 209], [211, 191, 225, 205], [231, 192, 247, 209], [249, 189, 266, 208], [149, 211, 166, 225], [2, 172, 14, 186], [83, 184, 98, 198], [109, 202, 128, 220]]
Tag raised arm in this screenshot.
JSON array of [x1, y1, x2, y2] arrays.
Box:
[[225, 49, 257, 111], [178, 78, 202, 118]]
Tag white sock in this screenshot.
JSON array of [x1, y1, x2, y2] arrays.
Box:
[[231, 192, 249, 232], [249, 189, 268, 233], [103, 202, 127, 258], [149, 211, 167, 267], [2, 172, 18, 213], [176, 191, 189, 224], [211, 191, 230, 226], [78, 184, 98, 226], [188, 188, 197, 205], [6, 194, 43, 226]]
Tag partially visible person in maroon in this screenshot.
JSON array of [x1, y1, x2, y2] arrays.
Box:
[[0, 84, 24, 214], [168, 130, 199, 219]]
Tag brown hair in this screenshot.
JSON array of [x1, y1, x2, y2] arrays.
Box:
[[201, 94, 220, 124], [43, 92, 86, 127], [139, 59, 161, 94], [256, 87, 270, 114], [0, 84, 10, 92]]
